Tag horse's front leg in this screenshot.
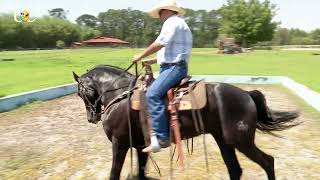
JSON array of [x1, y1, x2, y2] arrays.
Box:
[[136, 147, 149, 180], [110, 136, 129, 180]]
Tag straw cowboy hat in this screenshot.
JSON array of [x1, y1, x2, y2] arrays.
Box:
[[149, 0, 186, 18]]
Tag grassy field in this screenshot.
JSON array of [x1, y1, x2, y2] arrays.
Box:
[[0, 48, 319, 97]]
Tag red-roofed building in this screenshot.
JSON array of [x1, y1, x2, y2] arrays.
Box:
[[82, 37, 129, 47]]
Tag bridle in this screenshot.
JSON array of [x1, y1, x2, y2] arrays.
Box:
[[77, 63, 138, 117], [78, 81, 130, 115]]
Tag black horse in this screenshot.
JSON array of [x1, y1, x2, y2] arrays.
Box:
[[73, 64, 299, 180]]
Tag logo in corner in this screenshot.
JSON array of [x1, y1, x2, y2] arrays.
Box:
[[14, 9, 37, 23]]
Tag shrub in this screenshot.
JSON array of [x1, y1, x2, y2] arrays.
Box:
[[56, 40, 66, 49]]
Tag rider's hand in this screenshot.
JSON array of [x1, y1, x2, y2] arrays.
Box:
[[142, 61, 149, 67], [142, 58, 157, 66], [132, 54, 142, 62]]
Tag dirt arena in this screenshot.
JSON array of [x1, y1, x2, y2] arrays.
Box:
[[0, 85, 319, 180]]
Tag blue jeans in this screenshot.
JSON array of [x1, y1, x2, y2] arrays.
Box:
[[146, 63, 188, 140]]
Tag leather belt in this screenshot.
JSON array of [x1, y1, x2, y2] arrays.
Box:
[[160, 60, 187, 67]]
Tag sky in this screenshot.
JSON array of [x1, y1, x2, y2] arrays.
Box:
[[0, 0, 319, 31]]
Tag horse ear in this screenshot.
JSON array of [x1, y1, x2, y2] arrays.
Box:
[[73, 72, 80, 83]]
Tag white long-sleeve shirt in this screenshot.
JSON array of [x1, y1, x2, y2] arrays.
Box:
[[155, 15, 193, 64]]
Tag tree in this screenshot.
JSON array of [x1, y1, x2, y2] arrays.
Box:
[[56, 40, 66, 48], [311, 29, 320, 44], [272, 28, 290, 45], [184, 9, 220, 47], [48, 8, 68, 20], [97, 9, 161, 47], [0, 14, 21, 48], [271, 28, 320, 45], [0, 14, 96, 49], [80, 26, 101, 40], [76, 14, 98, 28], [97, 9, 127, 40], [31, 17, 81, 47], [142, 15, 161, 46], [219, 0, 277, 47], [289, 28, 313, 45]]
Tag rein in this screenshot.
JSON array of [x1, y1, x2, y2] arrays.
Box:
[[102, 62, 139, 179], [94, 62, 137, 111]]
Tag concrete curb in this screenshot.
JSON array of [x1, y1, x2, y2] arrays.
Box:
[[0, 83, 77, 112], [192, 75, 284, 84], [192, 75, 320, 111], [281, 77, 320, 111], [1, 76, 319, 112]]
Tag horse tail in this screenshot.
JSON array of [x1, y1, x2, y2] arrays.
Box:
[[248, 90, 300, 133]]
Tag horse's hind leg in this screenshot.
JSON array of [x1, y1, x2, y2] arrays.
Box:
[[213, 135, 242, 180], [110, 137, 129, 180], [136, 147, 149, 180], [237, 144, 275, 180]]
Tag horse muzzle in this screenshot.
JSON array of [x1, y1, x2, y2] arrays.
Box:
[[87, 111, 101, 124]]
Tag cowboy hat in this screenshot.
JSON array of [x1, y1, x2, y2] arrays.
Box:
[[148, 0, 186, 18]]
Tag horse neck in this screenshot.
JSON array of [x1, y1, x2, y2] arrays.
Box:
[[95, 72, 132, 106]]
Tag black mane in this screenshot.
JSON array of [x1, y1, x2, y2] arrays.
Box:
[[82, 64, 134, 78]]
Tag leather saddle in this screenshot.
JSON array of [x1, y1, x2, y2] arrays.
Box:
[[131, 76, 207, 111]]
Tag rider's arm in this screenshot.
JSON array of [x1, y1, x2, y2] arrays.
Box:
[[133, 18, 177, 62], [133, 42, 163, 62]]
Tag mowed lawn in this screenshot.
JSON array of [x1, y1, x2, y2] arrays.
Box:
[[0, 48, 319, 97]]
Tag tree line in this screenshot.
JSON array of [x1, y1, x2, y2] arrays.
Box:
[[272, 28, 320, 45], [0, 13, 100, 49], [0, 0, 319, 49], [0, 8, 220, 49]]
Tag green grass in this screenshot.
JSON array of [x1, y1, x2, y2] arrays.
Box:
[[0, 48, 140, 96], [189, 49, 320, 93], [0, 48, 319, 96]]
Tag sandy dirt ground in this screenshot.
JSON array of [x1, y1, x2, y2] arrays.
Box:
[[0, 85, 319, 180]]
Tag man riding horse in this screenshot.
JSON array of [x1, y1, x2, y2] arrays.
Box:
[[132, 0, 192, 153]]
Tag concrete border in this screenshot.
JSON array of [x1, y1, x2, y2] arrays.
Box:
[[1, 76, 319, 112], [192, 75, 320, 111], [281, 77, 320, 111], [0, 83, 77, 112], [192, 75, 284, 84]]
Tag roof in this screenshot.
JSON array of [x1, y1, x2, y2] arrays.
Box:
[[83, 37, 129, 44]]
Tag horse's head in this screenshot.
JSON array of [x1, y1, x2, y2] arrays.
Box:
[[73, 72, 102, 124], [73, 65, 135, 124]]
